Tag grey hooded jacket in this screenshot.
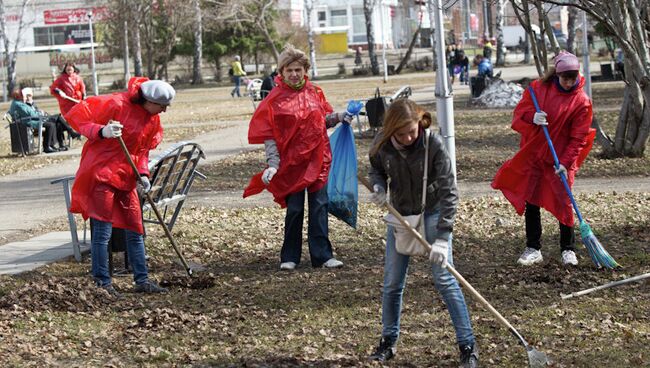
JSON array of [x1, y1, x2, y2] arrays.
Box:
[[368, 129, 458, 241]]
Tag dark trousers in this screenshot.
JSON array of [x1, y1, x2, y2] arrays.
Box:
[[281, 185, 334, 267], [47, 114, 76, 146], [525, 202, 575, 251], [40, 120, 57, 149]]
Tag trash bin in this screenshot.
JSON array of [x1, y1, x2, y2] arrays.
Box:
[[600, 63, 614, 80], [470, 76, 486, 98], [365, 88, 387, 128], [9, 122, 35, 155]]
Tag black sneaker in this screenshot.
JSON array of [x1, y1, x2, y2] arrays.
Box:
[[369, 336, 396, 362], [100, 284, 122, 299], [459, 343, 479, 368], [134, 280, 169, 293]]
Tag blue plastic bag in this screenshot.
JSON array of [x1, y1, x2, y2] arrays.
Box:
[[327, 123, 358, 228]]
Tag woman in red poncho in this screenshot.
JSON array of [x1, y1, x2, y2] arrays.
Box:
[[244, 45, 350, 271], [50, 63, 86, 115], [492, 52, 595, 267], [65, 77, 174, 297]]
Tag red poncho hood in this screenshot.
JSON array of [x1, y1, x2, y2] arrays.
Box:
[[65, 77, 163, 233], [244, 76, 333, 207], [492, 77, 595, 226]]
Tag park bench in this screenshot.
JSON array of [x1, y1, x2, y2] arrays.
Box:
[[51, 141, 206, 265]]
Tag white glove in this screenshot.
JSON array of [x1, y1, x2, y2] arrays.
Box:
[[429, 239, 449, 267], [370, 184, 387, 206], [262, 167, 277, 185], [140, 176, 151, 193], [555, 164, 567, 177], [341, 111, 354, 124], [533, 111, 548, 126], [56, 89, 66, 97], [101, 121, 123, 138]]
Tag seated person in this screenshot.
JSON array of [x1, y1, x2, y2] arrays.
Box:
[[8, 88, 60, 153], [475, 55, 494, 78], [22, 88, 80, 151]]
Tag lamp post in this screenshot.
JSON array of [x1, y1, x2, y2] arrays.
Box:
[[379, 0, 388, 83], [87, 11, 99, 95]]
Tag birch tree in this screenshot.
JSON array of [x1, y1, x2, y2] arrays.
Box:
[[363, 0, 380, 75], [0, 0, 31, 95], [304, 0, 318, 78], [495, 0, 506, 66], [192, 0, 204, 84]]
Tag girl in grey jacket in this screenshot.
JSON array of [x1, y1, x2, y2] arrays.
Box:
[[367, 99, 478, 368]]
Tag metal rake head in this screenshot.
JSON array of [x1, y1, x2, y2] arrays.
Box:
[[527, 346, 551, 368]]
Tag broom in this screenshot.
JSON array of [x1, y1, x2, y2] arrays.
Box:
[[528, 86, 620, 269]]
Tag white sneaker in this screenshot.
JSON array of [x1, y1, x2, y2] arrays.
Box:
[[561, 250, 578, 266], [517, 247, 543, 266], [280, 261, 296, 270], [323, 258, 343, 268]]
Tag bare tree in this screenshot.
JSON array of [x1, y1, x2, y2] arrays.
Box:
[[0, 0, 31, 95], [495, 0, 506, 66], [304, 0, 318, 78], [192, 0, 204, 84], [232, 0, 280, 64], [363, 0, 380, 75], [395, 8, 423, 74], [552, 0, 650, 157], [566, 2, 578, 54]]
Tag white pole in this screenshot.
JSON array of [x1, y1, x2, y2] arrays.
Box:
[[433, 0, 456, 182], [581, 10, 591, 99], [379, 0, 388, 83], [87, 11, 99, 96]]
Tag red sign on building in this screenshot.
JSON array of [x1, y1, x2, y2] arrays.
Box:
[[44, 7, 108, 25]]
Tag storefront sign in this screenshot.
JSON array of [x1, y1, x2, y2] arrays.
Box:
[[44, 7, 108, 25], [50, 51, 113, 68]]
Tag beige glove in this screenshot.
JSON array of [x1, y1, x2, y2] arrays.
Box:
[[101, 121, 123, 139], [429, 239, 449, 267], [262, 167, 277, 185]]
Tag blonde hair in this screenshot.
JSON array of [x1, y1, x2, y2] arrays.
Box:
[[277, 44, 310, 74], [370, 99, 432, 155]]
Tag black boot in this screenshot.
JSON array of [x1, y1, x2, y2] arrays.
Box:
[[369, 336, 396, 362], [459, 343, 479, 368]]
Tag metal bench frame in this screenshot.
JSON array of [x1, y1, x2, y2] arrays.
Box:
[[51, 141, 206, 262]]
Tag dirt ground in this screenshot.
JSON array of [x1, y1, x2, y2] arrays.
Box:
[[0, 73, 648, 367]]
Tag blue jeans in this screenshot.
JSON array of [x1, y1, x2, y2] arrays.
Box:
[[381, 210, 475, 347], [281, 185, 334, 267], [231, 76, 242, 97], [90, 218, 149, 286]]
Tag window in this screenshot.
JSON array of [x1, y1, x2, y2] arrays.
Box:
[[330, 9, 347, 27], [317, 11, 326, 27], [33, 24, 91, 47], [352, 8, 367, 43]]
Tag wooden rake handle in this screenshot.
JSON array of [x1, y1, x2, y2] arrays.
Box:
[[117, 136, 193, 276], [358, 174, 531, 347]]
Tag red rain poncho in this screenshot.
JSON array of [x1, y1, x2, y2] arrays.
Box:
[[491, 77, 595, 226], [65, 77, 163, 234], [244, 76, 333, 207], [50, 72, 86, 115]]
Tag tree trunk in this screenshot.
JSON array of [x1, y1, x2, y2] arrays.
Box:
[[395, 23, 421, 74], [495, 0, 506, 66], [427, 0, 437, 71], [133, 14, 143, 77], [305, 0, 318, 78], [0, 0, 28, 96], [364, 0, 380, 75], [192, 0, 203, 84], [566, 3, 578, 54]]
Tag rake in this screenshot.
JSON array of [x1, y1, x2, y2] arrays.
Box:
[[118, 136, 195, 276], [528, 87, 620, 269], [359, 175, 550, 368]]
